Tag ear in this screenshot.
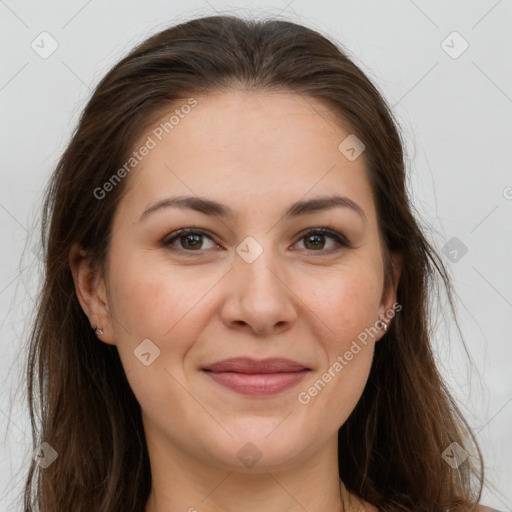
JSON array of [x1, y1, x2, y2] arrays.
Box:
[[69, 243, 116, 345], [377, 250, 403, 339]]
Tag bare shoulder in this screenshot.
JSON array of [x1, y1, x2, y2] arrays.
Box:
[[476, 506, 502, 512]]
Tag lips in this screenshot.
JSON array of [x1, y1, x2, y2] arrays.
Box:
[[202, 357, 311, 396], [202, 357, 309, 374]]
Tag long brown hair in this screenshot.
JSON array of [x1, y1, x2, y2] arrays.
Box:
[[23, 14, 483, 511]]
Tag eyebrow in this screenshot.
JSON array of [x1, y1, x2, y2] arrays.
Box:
[[138, 194, 366, 223]]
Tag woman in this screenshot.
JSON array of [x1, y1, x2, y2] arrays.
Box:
[[23, 14, 499, 512]]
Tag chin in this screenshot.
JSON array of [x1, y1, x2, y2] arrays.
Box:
[[203, 422, 316, 473]]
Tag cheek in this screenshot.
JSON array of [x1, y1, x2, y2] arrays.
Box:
[[107, 248, 214, 340], [293, 263, 381, 418], [306, 352, 373, 431], [106, 255, 205, 421], [105, 248, 227, 406], [295, 260, 383, 347]]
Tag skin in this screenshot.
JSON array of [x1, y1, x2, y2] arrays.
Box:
[[70, 90, 403, 512]]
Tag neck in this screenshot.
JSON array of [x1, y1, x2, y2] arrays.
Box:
[[144, 428, 346, 512]]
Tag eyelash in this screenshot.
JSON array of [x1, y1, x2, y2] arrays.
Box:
[[162, 227, 351, 255]]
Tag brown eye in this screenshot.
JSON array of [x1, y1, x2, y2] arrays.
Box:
[[303, 233, 327, 250], [179, 233, 203, 250], [163, 229, 218, 252], [294, 228, 350, 253]]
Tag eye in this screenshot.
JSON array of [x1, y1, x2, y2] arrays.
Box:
[[292, 228, 350, 253], [162, 228, 220, 252], [162, 227, 350, 255]]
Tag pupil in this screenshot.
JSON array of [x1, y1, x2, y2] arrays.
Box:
[[306, 234, 324, 249], [183, 234, 201, 249]]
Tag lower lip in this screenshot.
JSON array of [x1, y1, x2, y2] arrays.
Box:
[[203, 369, 310, 396]]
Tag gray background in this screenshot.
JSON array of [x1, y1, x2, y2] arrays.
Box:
[[1, 0, 511, 510]]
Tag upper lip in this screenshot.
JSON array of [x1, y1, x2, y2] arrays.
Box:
[[202, 357, 310, 374]]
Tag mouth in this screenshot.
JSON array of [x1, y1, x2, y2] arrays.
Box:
[[201, 357, 311, 396]]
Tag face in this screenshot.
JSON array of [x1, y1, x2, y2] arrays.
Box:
[[80, 90, 400, 473]]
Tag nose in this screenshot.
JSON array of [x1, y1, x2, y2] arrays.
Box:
[[219, 246, 298, 336]]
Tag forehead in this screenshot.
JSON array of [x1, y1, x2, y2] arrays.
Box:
[[118, 90, 377, 223]]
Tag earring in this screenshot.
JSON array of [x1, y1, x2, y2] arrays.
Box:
[[92, 325, 104, 336], [377, 317, 388, 332]]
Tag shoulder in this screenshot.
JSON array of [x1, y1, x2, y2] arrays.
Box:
[[476, 506, 502, 512]]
